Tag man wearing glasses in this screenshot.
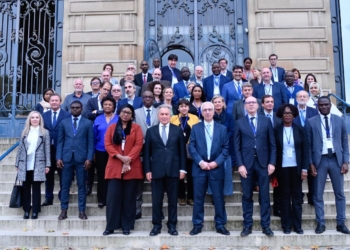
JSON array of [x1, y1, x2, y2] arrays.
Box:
[[269, 53, 285, 83], [234, 96, 276, 237], [120, 64, 137, 86], [86, 77, 101, 98]]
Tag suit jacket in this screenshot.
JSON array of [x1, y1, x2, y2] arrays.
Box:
[[56, 116, 94, 163], [84, 97, 104, 121], [223, 70, 233, 80], [284, 84, 304, 105], [117, 97, 143, 111], [42, 109, 71, 147], [274, 123, 309, 178], [188, 121, 229, 179], [142, 80, 171, 94], [134, 72, 153, 88], [173, 81, 190, 105], [15, 129, 51, 182], [143, 124, 186, 178], [233, 99, 263, 121], [253, 82, 288, 111], [104, 123, 144, 180], [222, 81, 246, 114], [293, 106, 318, 127], [134, 107, 160, 138], [270, 66, 286, 83], [161, 66, 182, 83], [250, 79, 261, 88], [203, 74, 230, 101], [189, 75, 203, 86], [234, 114, 276, 169], [306, 114, 349, 167], [259, 111, 283, 128]]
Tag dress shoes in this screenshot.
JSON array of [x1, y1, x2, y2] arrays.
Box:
[[273, 210, 281, 217], [216, 227, 230, 235], [149, 227, 161, 236], [86, 186, 92, 196], [135, 213, 142, 220], [122, 229, 130, 235], [187, 199, 194, 206], [283, 229, 291, 234], [103, 230, 114, 236], [168, 228, 178, 236], [262, 227, 274, 237], [336, 224, 350, 234], [41, 200, 53, 206], [31, 213, 38, 219], [189, 227, 202, 235], [58, 209, 67, 220], [23, 212, 30, 220], [294, 229, 304, 234], [179, 198, 186, 206], [98, 203, 105, 209], [253, 186, 259, 192], [79, 211, 88, 220], [315, 223, 326, 234], [240, 227, 252, 237]]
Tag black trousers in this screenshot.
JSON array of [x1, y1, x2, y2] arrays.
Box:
[[44, 146, 62, 202], [95, 150, 109, 204], [23, 170, 41, 213], [178, 158, 193, 200], [279, 167, 303, 230], [105, 179, 138, 231], [152, 176, 179, 230]]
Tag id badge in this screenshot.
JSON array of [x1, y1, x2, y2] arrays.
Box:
[[326, 138, 333, 148], [287, 149, 293, 158], [289, 98, 295, 105], [122, 140, 125, 151]]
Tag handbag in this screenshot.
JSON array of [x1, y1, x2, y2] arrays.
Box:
[[9, 175, 23, 208]]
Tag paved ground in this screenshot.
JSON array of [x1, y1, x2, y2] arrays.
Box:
[[1, 247, 350, 250]]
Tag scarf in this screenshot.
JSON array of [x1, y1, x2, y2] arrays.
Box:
[[27, 126, 39, 155], [39, 99, 51, 113]]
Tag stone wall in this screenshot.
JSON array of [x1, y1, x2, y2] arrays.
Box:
[[248, 0, 334, 94], [60, 0, 144, 97]]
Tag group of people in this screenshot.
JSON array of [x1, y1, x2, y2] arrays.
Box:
[[15, 53, 349, 238]]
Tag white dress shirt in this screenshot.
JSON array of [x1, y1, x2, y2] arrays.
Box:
[[264, 81, 274, 95]]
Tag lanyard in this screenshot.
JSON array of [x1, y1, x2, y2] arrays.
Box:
[[321, 116, 332, 138], [287, 86, 294, 95], [180, 116, 189, 133], [264, 84, 272, 95], [192, 102, 202, 117], [284, 126, 292, 145], [204, 125, 213, 141]]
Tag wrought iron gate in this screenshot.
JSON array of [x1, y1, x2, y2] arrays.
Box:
[[0, 0, 63, 138], [144, 0, 248, 77]]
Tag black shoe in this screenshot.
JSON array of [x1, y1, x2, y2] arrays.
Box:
[[150, 227, 161, 236], [86, 186, 92, 196], [315, 223, 326, 234], [98, 203, 105, 209], [168, 228, 178, 236], [262, 227, 274, 237], [58, 209, 67, 220], [336, 224, 350, 234], [283, 229, 291, 234], [31, 213, 38, 219], [135, 213, 142, 220], [122, 229, 130, 235], [189, 227, 202, 235], [216, 227, 230, 235], [41, 200, 53, 206], [273, 210, 281, 217], [103, 230, 114, 236], [23, 212, 30, 220], [240, 227, 252, 237], [294, 229, 304, 234]]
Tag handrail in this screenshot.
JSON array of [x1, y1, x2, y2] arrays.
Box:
[[0, 141, 19, 161], [327, 93, 350, 116]]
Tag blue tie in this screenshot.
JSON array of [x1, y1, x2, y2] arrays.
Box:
[[53, 112, 57, 126], [237, 82, 242, 97], [214, 76, 219, 86], [300, 110, 305, 127], [205, 124, 212, 160], [146, 109, 151, 126]]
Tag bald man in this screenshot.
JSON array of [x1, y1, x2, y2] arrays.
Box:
[[142, 68, 171, 94]]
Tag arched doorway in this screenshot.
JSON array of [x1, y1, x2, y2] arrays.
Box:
[[161, 45, 194, 73]]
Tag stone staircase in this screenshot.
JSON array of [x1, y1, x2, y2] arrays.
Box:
[[1, 138, 350, 248]]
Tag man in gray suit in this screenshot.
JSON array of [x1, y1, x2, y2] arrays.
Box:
[[134, 91, 160, 219], [306, 96, 350, 234]]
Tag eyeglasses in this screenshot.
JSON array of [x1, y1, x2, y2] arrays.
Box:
[[121, 110, 132, 115], [112, 89, 121, 92], [91, 81, 100, 85], [202, 108, 213, 112], [245, 101, 257, 105], [125, 74, 133, 77], [127, 67, 135, 70], [283, 112, 293, 116]]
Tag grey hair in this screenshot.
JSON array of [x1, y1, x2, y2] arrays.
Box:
[[242, 82, 252, 89], [124, 81, 136, 89], [157, 104, 172, 115], [200, 101, 214, 111]]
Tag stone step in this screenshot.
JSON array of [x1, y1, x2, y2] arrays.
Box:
[[0, 188, 346, 204], [1, 230, 349, 248], [0, 201, 346, 217], [0, 157, 17, 165], [0, 138, 20, 145], [0, 214, 347, 232]]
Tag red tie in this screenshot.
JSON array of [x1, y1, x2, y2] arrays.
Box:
[[143, 75, 147, 84]]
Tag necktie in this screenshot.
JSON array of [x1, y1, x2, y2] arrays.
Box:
[[324, 116, 332, 157], [162, 125, 167, 145], [250, 117, 256, 133], [53, 112, 57, 126], [205, 124, 212, 160], [146, 109, 151, 126], [266, 114, 273, 127], [237, 82, 242, 96], [214, 76, 219, 86], [143, 75, 147, 84], [73, 117, 78, 130], [300, 110, 305, 127]]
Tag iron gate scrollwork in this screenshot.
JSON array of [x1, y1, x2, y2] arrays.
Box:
[[0, 0, 63, 138], [145, 0, 248, 76]]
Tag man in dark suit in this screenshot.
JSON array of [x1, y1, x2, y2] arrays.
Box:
[[118, 81, 143, 110], [86, 77, 101, 98], [148, 57, 161, 74], [161, 54, 182, 86], [234, 96, 276, 237], [189, 65, 204, 87], [219, 58, 232, 80], [232, 82, 263, 121], [284, 71, 303, 106], [142, 68, 171, 94], [203, 62, 230, 102], [56, 100, 94, 220], [306, 96, 350, 234], [269, 53, 285, 83], [143, 104, 186, 236], [41, 94, 71, 206], [84, 81, 112, 121], [173, 67, 191, 105], [253, 67, 288, 111], [188, 102, 230, 236], [134, 60, 153, 88]]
